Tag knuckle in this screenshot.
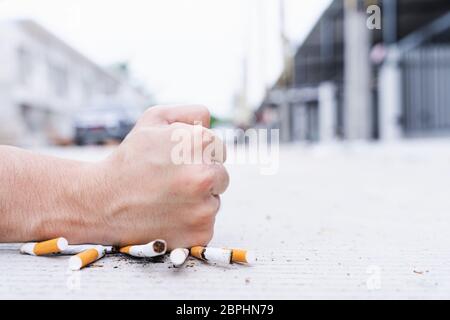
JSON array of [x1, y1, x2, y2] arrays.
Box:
[[213, 143, 227, 163], [195, 169, 215, 192], [201, 128, 215, 145], [196, 105, 211, 119], [184, 166, 214, 194]]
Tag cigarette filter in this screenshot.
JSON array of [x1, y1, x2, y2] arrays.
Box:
[[119, 239, 167, 258], [190, 246, 232, 264], [170, 248, 189, 267], [20, 237, 68, 256], [61, 245, 114, 255], [68, 246, 106, 271], [230, 249, 257, 264]]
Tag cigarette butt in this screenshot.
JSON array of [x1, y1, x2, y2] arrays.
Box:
[[68, 246, 105, 271], [119, 239, 167, 258], [61, 245, 114, 255], [20, 237, 68, 256], [230, 249, 257, 264], [170, 248, 189, 267], [190, 246, 232, 264], [190, 246, 205, 260]]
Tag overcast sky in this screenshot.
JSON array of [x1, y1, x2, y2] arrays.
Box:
[[0, 0, 331, 117]]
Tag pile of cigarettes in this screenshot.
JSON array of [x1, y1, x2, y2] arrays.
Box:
[[19, 237, 256, 270]]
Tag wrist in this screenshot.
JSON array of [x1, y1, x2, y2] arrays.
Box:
[[32, 160, 117, 244], [69, 161, 121, 244]]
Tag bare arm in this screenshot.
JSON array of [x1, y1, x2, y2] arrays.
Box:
[[0, 145, 110, 243], [0, 105, 229, 248]]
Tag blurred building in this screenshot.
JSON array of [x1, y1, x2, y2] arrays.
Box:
[[256, 0, 450, 142], [0, 20, 150, 145]]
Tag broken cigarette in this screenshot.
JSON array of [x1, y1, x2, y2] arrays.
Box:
[[190, 246, 232, 264], [229, 248, 257, 264], [68, 245, 106, 271], [170, 248, 190, 267], [119, 239, 167, 258], [20, 237, 68, 256], [190, 246, 256, 265], [61, 244, 114, 255]]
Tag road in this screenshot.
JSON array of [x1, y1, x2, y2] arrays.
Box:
[[1, 140, 450, 299]]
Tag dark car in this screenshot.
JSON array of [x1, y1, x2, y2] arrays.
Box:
[[74, 105, 141, 146]]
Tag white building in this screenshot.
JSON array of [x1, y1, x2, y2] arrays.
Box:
[[0, 19, 150, 145]]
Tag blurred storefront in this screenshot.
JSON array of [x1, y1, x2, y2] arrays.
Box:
[[0, 20, 150, 146], [256, 0, 450, 143]]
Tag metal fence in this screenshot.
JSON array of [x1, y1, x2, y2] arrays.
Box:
[[401, 45, 450, 136]]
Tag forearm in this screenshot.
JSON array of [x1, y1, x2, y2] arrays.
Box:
[[0, 146, 110, 243]]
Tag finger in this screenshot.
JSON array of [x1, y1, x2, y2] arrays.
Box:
[[205, 194, 221, 216], [212, 195, 221, 215], [139, 105, 211, 127], [202, 129, 227, 164], [210, 163, 230, 196], [172, 125, 227, 165]]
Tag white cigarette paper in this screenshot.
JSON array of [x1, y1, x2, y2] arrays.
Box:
[[170, 248, 189, 267], [191, 246, 232, 264], [203, 248, 232, 264], [61, 245, 114, 255], [120, 239, 167, 258]]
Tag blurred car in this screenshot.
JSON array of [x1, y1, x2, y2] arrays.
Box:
[[74, 105, 141, 146]]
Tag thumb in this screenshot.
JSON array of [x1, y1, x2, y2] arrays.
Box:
[[138, 105, 211, 128]]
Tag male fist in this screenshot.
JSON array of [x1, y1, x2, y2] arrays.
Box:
[[88, 105, 229, 248]]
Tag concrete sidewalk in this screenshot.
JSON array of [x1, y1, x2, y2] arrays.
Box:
[[1, 141, 450, 299]]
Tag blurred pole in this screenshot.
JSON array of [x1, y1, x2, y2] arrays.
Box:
[[279, 0, 293, 88], [258, 0, 268, 94], [279, 0, 291, 142], [343, 0, 372, 140], [280, 0, 286, 73], [380, 0, 402, 140], [319, 82, 337, 143], [379, 48, 402, 140], [382, 0, 397, 45], [233, 0, 251, 129]]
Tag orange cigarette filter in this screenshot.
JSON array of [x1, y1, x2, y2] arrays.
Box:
[[69, 246, 105, 271], [190, 246, 206, 260], [20, 237, 68, 256], [230, 248, 257, 264]]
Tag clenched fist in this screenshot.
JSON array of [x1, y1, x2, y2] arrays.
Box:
[[98, 105, 229, 248], [0, 105, 229, 249]]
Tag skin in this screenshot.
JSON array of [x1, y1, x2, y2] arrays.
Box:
[[0, 105, 229, 249]]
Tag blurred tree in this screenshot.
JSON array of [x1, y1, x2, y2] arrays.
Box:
[[210, 115, 232, 128], [210, 115, 219, 128]]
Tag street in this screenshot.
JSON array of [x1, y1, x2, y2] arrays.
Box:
[[1, 140, 450, 299]]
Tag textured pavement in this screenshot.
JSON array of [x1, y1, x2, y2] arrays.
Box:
[[1, 141, 450, 299]]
